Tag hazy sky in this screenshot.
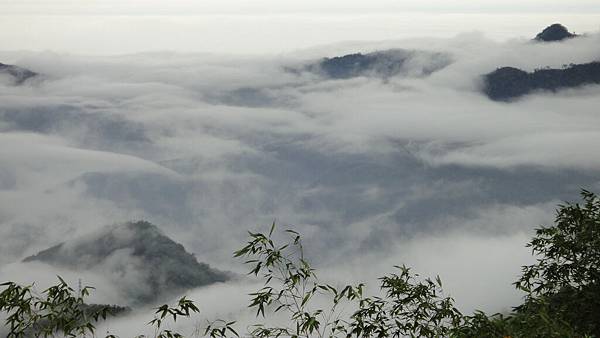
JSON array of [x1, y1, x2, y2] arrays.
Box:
[[3, 0, 600, 15], [1, 0, 600, 54]]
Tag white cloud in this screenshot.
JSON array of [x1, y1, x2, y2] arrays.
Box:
[[1, 23, 599, 328]]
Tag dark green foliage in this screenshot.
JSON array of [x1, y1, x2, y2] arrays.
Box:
[[233, 226, 351, 337], [455, 303, 584, 338], [483, 62, 600, 101], [515, 189, 600, 337], [452, 311, 512, 338], [456, 190, 600, 337], [0, 277, 113, 338], [148, 297, 199, 338], [0, 277, 235, 338], [349, 266, 462, 338], [23, 221, 229, 305], [233, 223, 463, 338]]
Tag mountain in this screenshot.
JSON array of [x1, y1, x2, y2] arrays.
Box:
[[534, 23, 576, 42], [302, 49, 451, 79], [0, 62, 37, 84], [23, 221, 229, 305], [483, 62, 600, 101]]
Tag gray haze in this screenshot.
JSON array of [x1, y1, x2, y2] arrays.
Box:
[[1, 0, 600, 55], [1, 13, 600, 335]]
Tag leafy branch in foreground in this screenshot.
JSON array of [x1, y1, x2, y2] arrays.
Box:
[[513, 189, 600, 338], [0, 277, 236, 338], [0, 276, 111, 338], [146, 295, 238, 338], [234, 222, 462, 338], [148, 296, 200, 338]]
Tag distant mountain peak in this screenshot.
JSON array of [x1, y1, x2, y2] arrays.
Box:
[[0, 62, 37, 84], [483, 62, 600, 101], [534, 23, 576, 42], [24, 221, 229, 305], [300, 49, 452, 79]]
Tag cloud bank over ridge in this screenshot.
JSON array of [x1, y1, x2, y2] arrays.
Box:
[[1, 28, 600, 322]]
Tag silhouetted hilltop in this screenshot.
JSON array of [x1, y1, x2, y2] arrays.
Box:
[[81, 303, 131, 317], [303, 49, 451, 79], [0, 62, 37, 84], [534, 23, 576, 42], [483, 62, 600, 101], [24, 221, 229, 305]]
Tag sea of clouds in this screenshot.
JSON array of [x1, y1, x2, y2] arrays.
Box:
[[1, 27, 600, 334]]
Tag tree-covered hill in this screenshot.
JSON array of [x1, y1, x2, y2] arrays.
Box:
[[483, 62, 600, 101], [301, 49, 452, 79], [534, 23, 577, 42], [23, 221, 229, 305], [0, 62, 37, 84]]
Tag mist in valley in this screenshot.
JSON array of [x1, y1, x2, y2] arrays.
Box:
[[1, 2, 600, 335]]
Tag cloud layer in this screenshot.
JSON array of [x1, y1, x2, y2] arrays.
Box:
[[1, 29, 600, 326]]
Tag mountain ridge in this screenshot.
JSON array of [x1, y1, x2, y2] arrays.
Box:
[[534, 23, 577, 42], [0, 62, 37, 84], [483, 62, 600, 101], [23, 221, 229, 305], [301, 49, 452, 79]]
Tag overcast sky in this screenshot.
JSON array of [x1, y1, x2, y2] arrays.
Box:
[[3, 0, 600, 15], [1, 0, 600, 54]]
